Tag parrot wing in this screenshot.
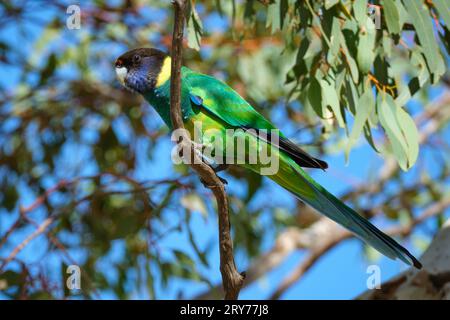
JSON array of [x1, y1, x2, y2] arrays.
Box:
[[186, 72, 327, 169]]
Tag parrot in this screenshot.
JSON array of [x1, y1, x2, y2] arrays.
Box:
[[114, 47, 422, 269]]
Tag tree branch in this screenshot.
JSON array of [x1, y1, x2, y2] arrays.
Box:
[[169, 0, 244, 300], [0, 218, 53, 273]]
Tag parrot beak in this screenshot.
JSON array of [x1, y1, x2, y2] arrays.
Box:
[[115, 66, 127, 85]]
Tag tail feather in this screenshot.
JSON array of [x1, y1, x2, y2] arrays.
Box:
[[284, 162, 422, 269]]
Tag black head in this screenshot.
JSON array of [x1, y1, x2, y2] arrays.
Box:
[[115, 48, 169, 93]]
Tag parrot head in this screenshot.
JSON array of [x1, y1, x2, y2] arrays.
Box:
[[115, 48, 170, 93]]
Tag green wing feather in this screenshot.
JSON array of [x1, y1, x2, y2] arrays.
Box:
[[186, 71, 327, 169], [186, 71, 275, 129]]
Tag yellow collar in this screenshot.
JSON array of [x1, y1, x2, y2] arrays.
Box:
[[155, 56, 171, 87]]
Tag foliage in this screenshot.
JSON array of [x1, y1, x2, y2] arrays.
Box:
[[189, 0, 449, 170]]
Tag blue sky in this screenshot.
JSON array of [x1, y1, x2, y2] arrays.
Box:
[[0, 1, 449, 300]]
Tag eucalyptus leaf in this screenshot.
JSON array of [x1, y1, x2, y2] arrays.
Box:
[[396, 107, 420, 168], [382, 0, 401, 35], [403, 0, 445, 79], [187, 1, 203, 51], [378, 93, 409, 170], [346, 89, 374, 160], [320, 78, 345, 128], [357, 17, 376, 74]]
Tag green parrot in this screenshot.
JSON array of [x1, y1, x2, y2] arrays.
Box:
[[115, 47, 421, 269]]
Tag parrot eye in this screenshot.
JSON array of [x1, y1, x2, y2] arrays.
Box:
[[115, 59, 123, 68], [133, 54, 141, 64]]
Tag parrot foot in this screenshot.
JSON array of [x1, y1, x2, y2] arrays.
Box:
[[217, 176, 228, 185], [199, 175, 228, 188], [212, 163, 229, 173], [210, 163, 229, 185], [200, 163, 229, 187]]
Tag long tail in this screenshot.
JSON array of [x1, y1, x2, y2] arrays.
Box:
[[269, 155, 422, 269]]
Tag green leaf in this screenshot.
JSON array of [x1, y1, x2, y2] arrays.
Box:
[[335, 68, 347, 93], [279, 0, 288, 29], [378, 93, 409, 170], [345, 75, 359, 115], [357, 17, 376, 74], [327, 17, 342, 66], [383, 0, 401, 35], [382, 33, 392, 57], [353, 0, 368, 25], [403, 0, 445, 79], [308, 77, 324, 118], [340, 32, 359, 83], [320, 78, 345, 128], [408, 48, 430, 95], [187, 2, 203, 51], [395, 82, 412, 107], [266, 0, 280, 33], [395, 0, 408, 29], [346, 89, 375, 160], [396, 107, 420, 168], [364, 123, 379, 153], [325, 0, 339, 10]]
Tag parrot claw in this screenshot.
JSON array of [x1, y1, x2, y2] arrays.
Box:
[[213, 163, 229, 173], [199, 174, 228, 188], [218, 176, 228, 185]]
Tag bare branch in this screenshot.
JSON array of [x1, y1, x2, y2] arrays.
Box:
[[0, 218, 53, 273], [0, 179, 74, 251], [169, 0, 243, 300]]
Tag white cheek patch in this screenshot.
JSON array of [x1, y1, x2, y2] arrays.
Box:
[[115, 66, 127, 85]]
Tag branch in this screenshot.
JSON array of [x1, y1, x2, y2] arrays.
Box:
[[0, 179, 74, 251], [169, 0, 243, 300], [0, 218, 53, 273]]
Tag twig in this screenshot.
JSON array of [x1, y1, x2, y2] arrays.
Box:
[[169, 0, 244, 300], [0, 218, 53, 273], [0, 179, 74, 251], [269, 237, 345, 300], [20, 213, 102, 299]]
